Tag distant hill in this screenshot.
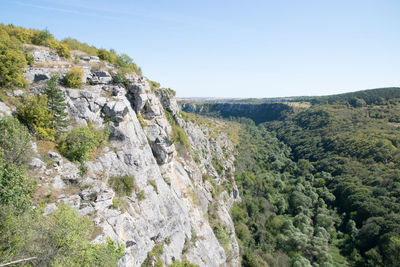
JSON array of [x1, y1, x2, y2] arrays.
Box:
[[179, 87, 400, 106], [307, 87, 400, 105]]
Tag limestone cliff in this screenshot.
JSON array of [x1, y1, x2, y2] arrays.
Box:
[[4, 46, 240, 266]]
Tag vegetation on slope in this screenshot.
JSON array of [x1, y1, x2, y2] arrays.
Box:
[[232, 120, 346, 267], [0, 116, 123, 266], [212, 88, 400, 267], [0, 24, 142, 91], [264, 94, 400, 266]]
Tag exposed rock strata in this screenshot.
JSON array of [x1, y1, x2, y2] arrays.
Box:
[[14, 46, 241, 266]]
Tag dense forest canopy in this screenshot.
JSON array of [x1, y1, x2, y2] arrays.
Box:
[[194, 88, 400, 266]]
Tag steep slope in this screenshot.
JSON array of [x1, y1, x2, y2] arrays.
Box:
[[1, 44, 240, 266]]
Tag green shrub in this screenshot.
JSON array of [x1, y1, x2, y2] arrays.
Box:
[[109, 174, 136, 196], [142, 242, 164, 267], [48, 39, 71, 58], [25, 53, 34, 66], [16, 95, 56, 140], [147, 79, 160, 92], [58, 125, 107, 162], [32, 29, 53, 45], [61, 38, 98, 56], [0, 204, 124, 266], [147, 179, 158, 194], [212, 223, 230, 249], [164, 177, 171, 186], [212, 157, 224, 175], [112, 70, 128, 85], [137, 113, 146, 127], [165, 110, 190, 149], [0, 116, 33, 166], [112, 197, 128, 211], [0, 159, 34, 210], [64, 67, 84, 88], [137, 190, 146, 201], [1, 24, 36, 44], [97, 49, 112, 62], [0, 29, 27, 87]]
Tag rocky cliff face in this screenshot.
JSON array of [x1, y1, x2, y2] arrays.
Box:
[[6, 47, 240, 266]]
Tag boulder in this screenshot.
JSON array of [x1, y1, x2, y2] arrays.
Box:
[[31, 49, 60, 62], [102, 101, 128, 122], [127, 81, 151, 113], [29, 157, 46, 170], [145, 123, 175, 164], [0, 102, 12, 117], [23, 67, 52, 83], [13, 90, 24, 97], [88, 70, 112, 85], [43, 203, 58, 215]]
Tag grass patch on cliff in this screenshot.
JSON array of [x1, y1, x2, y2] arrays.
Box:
[[165, 109, 192, 159], [147, 179, 158, 194], [109, 174, 136, 196], [142, 241, 164, 267], [180, 111, 242, 146], [165, 110, 190, 149], [207, 200, 230, 252]]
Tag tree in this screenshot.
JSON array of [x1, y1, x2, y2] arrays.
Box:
[[0, 116, 33, 166], [0, 204, 124, 266], [0, 29, 27, 87], [43, 76, 69, 128], [0, 159, 33, 210], [16, 95, 56, 140], [31, 29, 53, 45]]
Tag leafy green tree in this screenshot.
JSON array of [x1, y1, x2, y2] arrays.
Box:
[[0, 159, 33, 210], [0, 116, 33, 166], [0, 29, 27, 87], [32, 29, 53, 45], [0, 204, 124, 266], [16, 95, 56, 140], [48, 39, 71, 58], [43, 76, 69, 128]]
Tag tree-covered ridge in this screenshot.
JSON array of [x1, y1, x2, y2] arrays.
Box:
[[263, 96, 400, 266], [307, 87, 400, 105], [231, 121, 346, 267], [186, 88, 400, 266]]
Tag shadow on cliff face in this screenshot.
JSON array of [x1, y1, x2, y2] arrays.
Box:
[[181, 103, 293, 124]]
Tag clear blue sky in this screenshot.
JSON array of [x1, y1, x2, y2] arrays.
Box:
[[1, 0, 399, 97]]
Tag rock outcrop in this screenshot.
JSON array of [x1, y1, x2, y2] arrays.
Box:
[[14, 46, 241, 266]]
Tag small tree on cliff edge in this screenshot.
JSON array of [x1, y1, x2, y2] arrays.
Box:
[[42, 75, 68, 128]]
